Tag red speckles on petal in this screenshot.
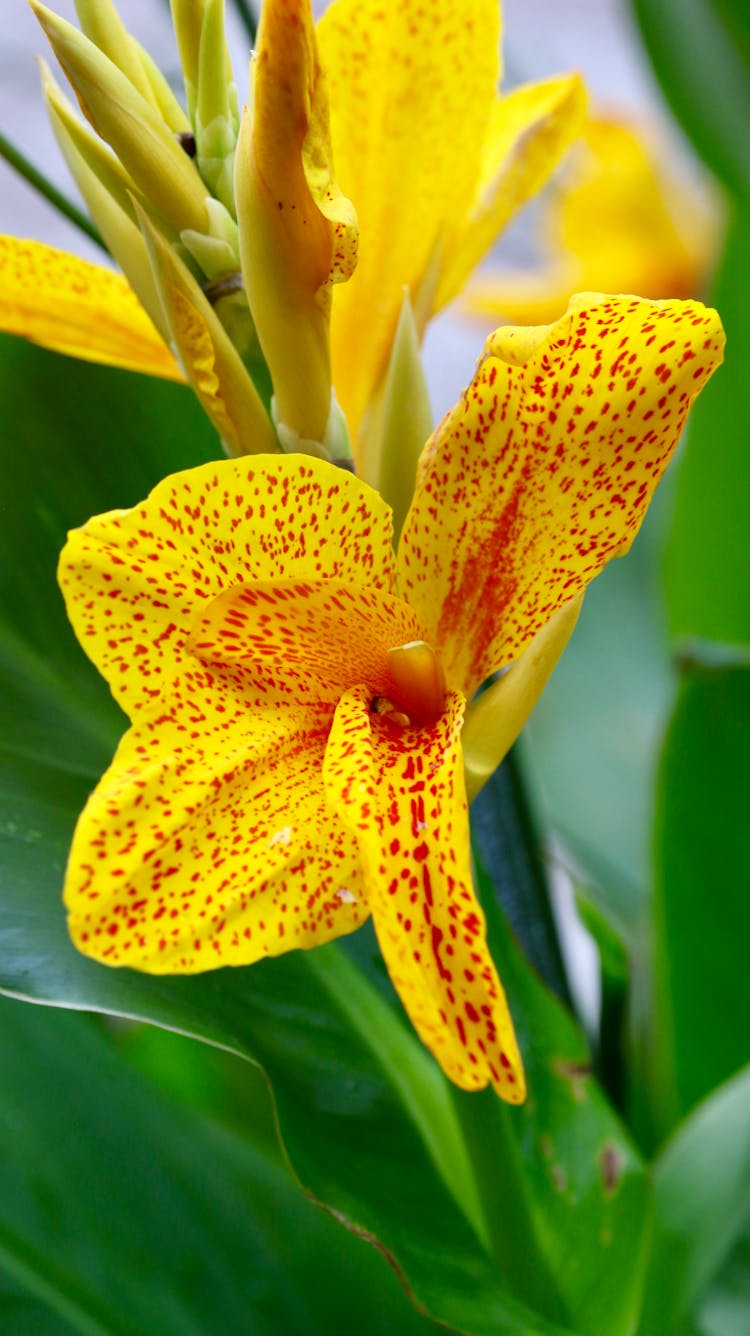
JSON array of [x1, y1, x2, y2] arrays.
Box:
[[58, 456, 396, 718], [65, 681, 365, 971], [323, 684, 525, 1101], [398, 294, 724, 697]]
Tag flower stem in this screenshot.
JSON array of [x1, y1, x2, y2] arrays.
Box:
[[232, 0, 257, 44], [449, 1085, 567, 1320], [471, 745, 572, 1008], [0, 133, 105, 251]]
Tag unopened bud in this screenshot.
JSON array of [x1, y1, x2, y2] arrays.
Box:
[[31, 1, 210, 236]]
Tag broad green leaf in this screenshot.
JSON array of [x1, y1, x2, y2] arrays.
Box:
[[694, 1225, 750, 1336], [0, 1266, 78, 1336], [650, 667, 750, 1131], [470, 758, 571, 1005], [664, 207, 750, 649], [0, 339, 574, 1335], [0, 995, 434, 1335], [639, 1064, 750, 1335], [632, 0, 750, 201], [474, 857, 651, 1336]]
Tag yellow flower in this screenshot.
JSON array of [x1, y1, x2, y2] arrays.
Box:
[[58, 294, 724, 1100], [1, 0, 585, 468], [464, 116, 718, 327]]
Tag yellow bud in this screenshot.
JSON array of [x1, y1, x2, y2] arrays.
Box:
[[41, 60, 172, 344], [136, 202, 278, 458], [73, 0, 159, 111], [133, 41, 192, 135], [235, 0, 357, 446], [31, 1, 209, 236]]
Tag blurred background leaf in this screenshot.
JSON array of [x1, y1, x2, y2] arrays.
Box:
[[638, 1063, 750, 1335], [646, 667, 750, 1136], [663, 207, 750, 650], [632, 0, 750, 202]]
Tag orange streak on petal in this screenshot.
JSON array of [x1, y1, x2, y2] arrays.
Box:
[[189, 578, 425, 708], [399, 294, 725, 696], [323, 685, 525, 1101]]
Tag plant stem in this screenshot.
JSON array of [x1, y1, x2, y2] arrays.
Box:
[[232, 0, 257, 44], [471, 745, 572, 1009], [449, 1085, 567, 1321], [0, 133, 105, 251]]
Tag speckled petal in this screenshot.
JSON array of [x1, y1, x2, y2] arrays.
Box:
[[65, 671, 365, 971], [319, 0, 500, 439], [436, 74, 587, 311], [0, 236, 181, 380], [58, 455, 396, 719], [190, 578, 426, 708], [398, 294, 725, 697], [323, 685, 525, 1101]]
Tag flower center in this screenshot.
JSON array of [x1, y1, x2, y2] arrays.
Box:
[[371, 640, 447, 728]]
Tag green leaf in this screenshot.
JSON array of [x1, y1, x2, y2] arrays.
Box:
[[639, 1064, 750, 1335], [0, 995, 435, 1335], [650, 667, 750, 1131], [694, 1225, 750, 1336], [473, 857, 651, 1336], [664, 206, 750, 650], [631, 0, 750, 201]]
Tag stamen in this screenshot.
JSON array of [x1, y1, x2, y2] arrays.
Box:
[[370, 696, 412, 729], [386, 640, 446, 727]]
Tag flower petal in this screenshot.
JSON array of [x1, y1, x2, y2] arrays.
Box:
[[58, 455, 396, 718], [398, 295, 725, 697], [323, 685, 525, 1101], [0, 236, 182, 381], [189, 578, 425, 707], [319, 0, 500, 439], [436, 73, 587, 311], [65, 673, 364, 971]]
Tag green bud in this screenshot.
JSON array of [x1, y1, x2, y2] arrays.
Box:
[[31, 1, 209, 236], [195, 0, 237, 214], [181, 198, 240, 279], [171, 0, 206, 122], [376, 290, 433, 539], [41, 61, 172, 345]]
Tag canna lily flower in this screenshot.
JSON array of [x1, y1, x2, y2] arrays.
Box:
[[464, 116, 718, 328], [58, 294, 724, 1100], [1, 0, 584, 472]]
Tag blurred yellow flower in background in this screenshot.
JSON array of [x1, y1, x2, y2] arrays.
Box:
[[463, 116, 719, 327]]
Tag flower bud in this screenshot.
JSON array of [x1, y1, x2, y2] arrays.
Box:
[[31, 1, 209, 236], [234, 0, 357, 447]]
